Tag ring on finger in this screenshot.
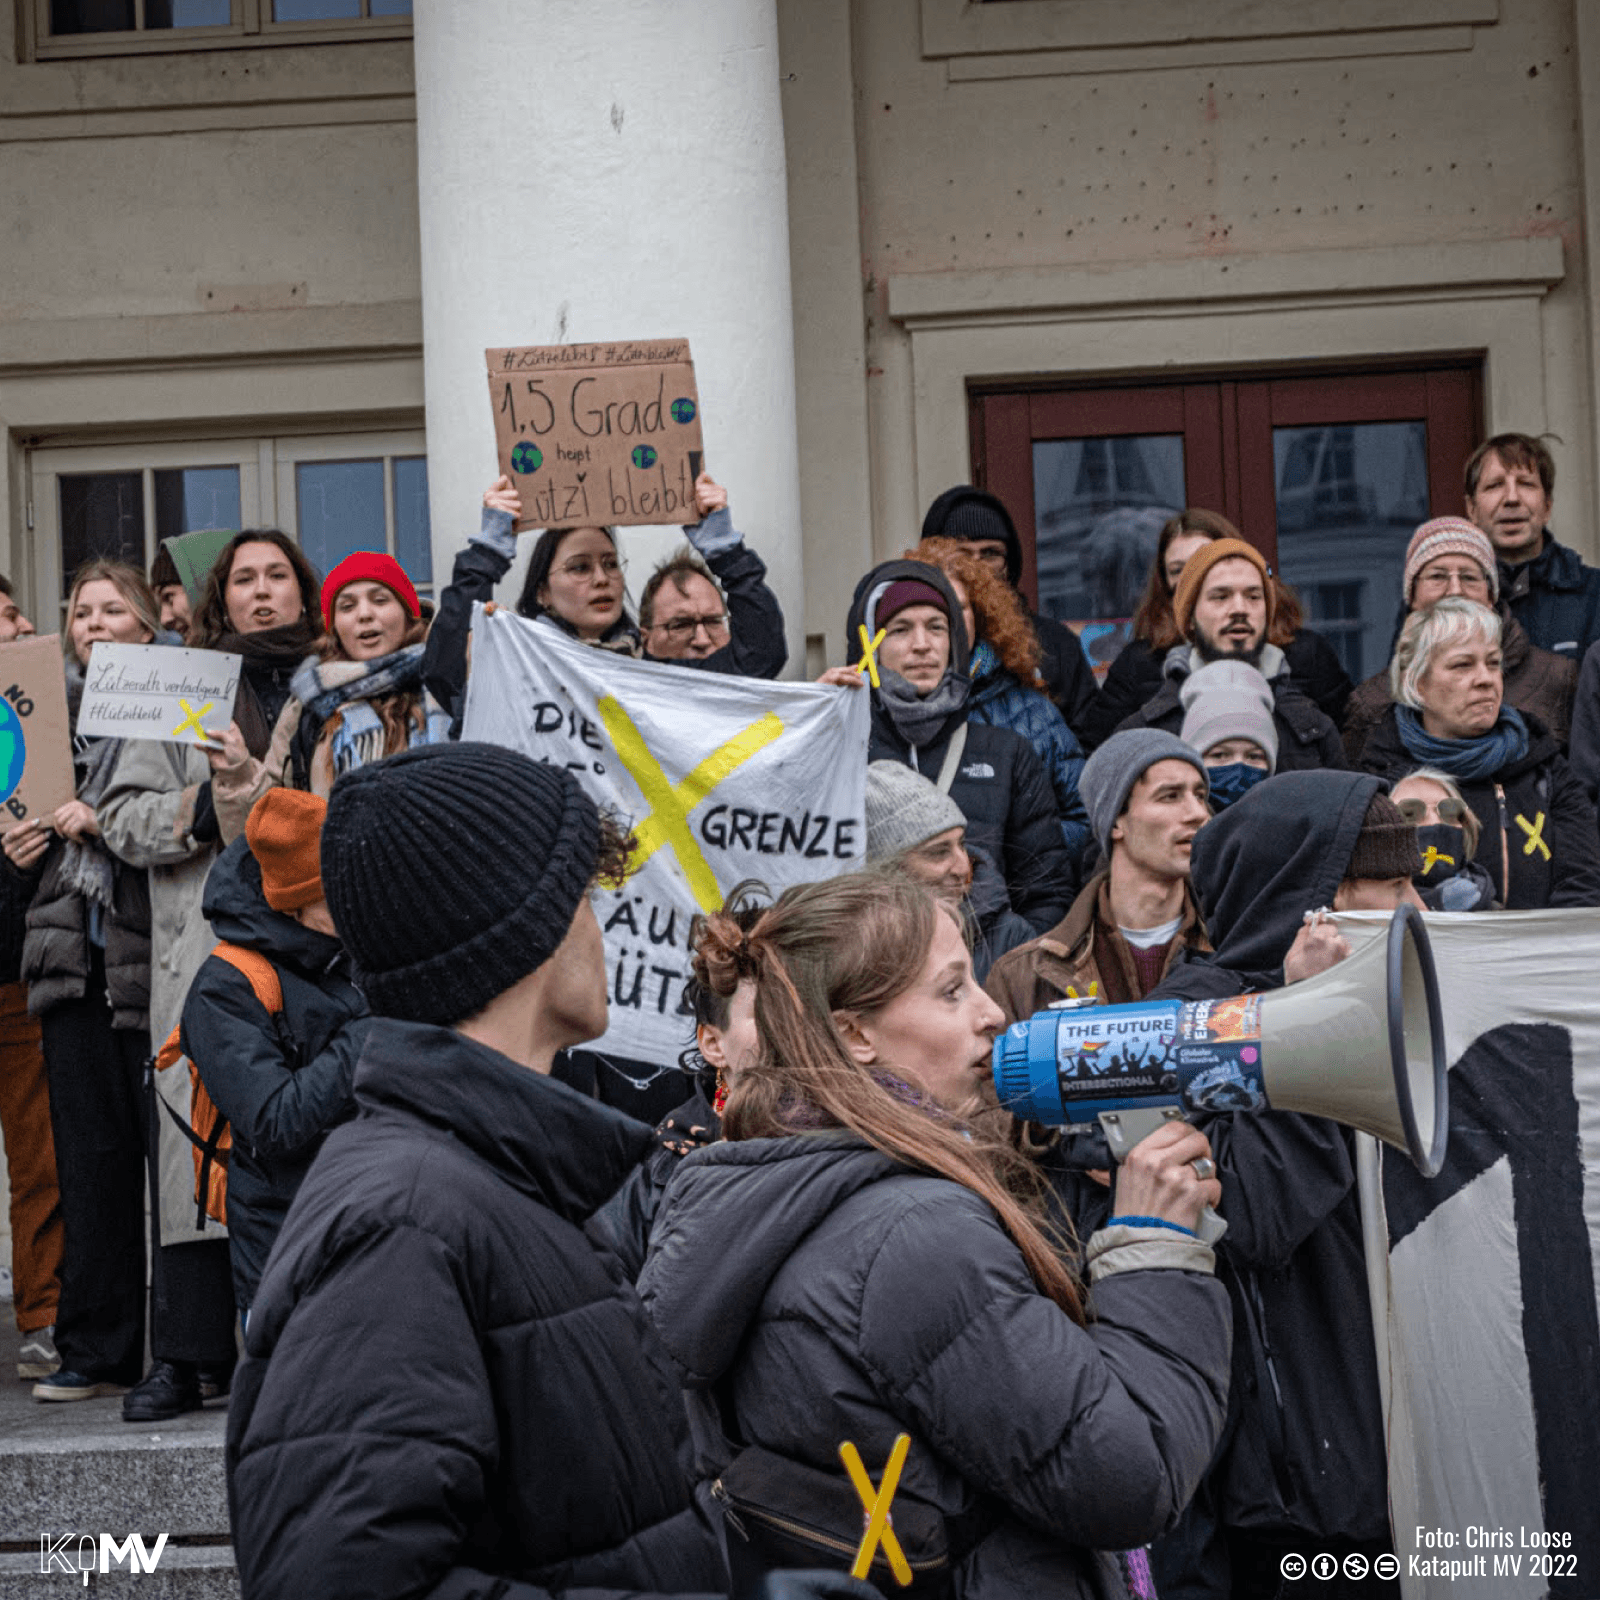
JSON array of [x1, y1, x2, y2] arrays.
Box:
[[1190, 1156, 1217, 1182]]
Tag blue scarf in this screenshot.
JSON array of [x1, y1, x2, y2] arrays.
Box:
[[1394, 704, 1529, 781], [1206, 762, 1270, 810]]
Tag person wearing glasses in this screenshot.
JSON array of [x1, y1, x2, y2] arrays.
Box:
[[1355, 596, 1600, 909], [1389, 768, 1497, 911], [1341, 517, 1576, 764]]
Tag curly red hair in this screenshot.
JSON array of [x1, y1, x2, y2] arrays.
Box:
[[907, 538, 1043, 688]]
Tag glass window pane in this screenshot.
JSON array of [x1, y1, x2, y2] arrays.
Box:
[[50, 0, 136, 33], [1273, 421, 1430, 685], [295, 460, 385, 580], [272, 0, 360, 18], [369, 0, 411, 13], [392, 457, 432, 588], [145, 0, 232, 24], [1032, 434, 1184, 678], [58, 473, 145, 598], [153, 466, 240, 541]]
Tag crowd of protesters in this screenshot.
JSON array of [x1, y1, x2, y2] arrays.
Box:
[[0, 431, 1595, 1600]]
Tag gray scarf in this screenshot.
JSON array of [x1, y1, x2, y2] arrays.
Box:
[[875, 667, 970, 752]]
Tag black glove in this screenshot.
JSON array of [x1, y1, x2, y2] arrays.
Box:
[[755, 1572, 886, 1600]]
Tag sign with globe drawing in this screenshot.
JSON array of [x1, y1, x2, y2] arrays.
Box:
[[0, 636, 76, 833]]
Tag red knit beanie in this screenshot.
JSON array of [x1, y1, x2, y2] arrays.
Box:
[[321, 551, 421, 630], [246, 789, 329, 913]]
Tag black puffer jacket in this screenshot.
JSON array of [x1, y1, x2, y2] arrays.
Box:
[[182, 836, 368, 1311], [640, 1133, 1230, 1600], [227, 1019, 724, 1600], [1356, 706, 1600, 909], [1149, 771, 1396, 1550], [847, 560, 1075, 932]]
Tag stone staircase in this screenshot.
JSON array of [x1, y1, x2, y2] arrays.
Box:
[[0, 1321, 239, 1597]]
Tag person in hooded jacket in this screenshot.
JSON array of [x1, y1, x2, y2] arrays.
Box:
[[822, 558, 1074, 933], [226, 743, 727, 1600], [1146, 771, 1425, 1599], [638, 869, 1230, 1600], [1087, 510, 1352, 751], [920, 485, 1101, 742], [182, 789, 368, 1317], [1355, 597, 1600, 909], [1113, 538, 1346, 772]]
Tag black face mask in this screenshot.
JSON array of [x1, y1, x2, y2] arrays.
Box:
[[1415, 824, 1468, 886]]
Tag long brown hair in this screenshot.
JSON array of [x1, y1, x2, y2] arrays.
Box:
[[316, 608, 430, 759], [908, 537, 1042, 686], [695, 870, 1086, 1323], [189, 529, 322, 649], [1131, 509, 1303, 651]]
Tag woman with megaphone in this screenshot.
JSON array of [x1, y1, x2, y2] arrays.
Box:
[[639, 869, 1230, 1600]]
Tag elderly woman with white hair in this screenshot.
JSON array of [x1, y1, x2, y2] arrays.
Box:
[[1356, 596, 1600, 908]]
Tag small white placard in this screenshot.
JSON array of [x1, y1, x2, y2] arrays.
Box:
[[76, 642, 242, 746]]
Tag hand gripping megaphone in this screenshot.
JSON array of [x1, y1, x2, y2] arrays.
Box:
[[992, 902, 1450, 1214]]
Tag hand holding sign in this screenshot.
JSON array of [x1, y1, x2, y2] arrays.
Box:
[[483, 475, 522, 521]]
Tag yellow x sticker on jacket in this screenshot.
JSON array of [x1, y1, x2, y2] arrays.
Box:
[[598, 695, 784, 912], [1516, 811, 1550, 861]]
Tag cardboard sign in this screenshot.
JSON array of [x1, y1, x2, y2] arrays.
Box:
[[76, 642, 241, 747], [485, 339, 704, 530], [162, 527, 237, 607], [0, 636, 77, 833]]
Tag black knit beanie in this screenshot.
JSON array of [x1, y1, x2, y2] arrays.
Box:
[[1345, 792, 1422, 882], [320, 742, 601, 1025], [920, 486, 1022, 584]]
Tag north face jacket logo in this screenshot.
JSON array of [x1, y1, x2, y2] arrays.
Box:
[[961, 761, 996, 779]]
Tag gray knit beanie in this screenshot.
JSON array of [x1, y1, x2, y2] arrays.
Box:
[[1179, 660, 1280, 773], [321, 741, 600, 1025], [864, 760, 967, 864], [1080, 729, 1208, 856]]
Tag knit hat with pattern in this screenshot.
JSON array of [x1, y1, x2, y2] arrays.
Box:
[[320, 742, 600, 1025], [1402, 518, 1499, 606]]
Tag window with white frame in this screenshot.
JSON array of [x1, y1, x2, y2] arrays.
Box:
[[28, 430, 431, 623], [29, 0, 410, 59]]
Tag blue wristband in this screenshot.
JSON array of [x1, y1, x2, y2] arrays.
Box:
[[1106, 1215, 1197, 1238]]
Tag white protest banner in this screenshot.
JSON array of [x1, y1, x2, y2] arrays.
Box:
[[76, 643, 241, 746], [1335, 909, 1600, 1599], [461, 606, 870, 1065]]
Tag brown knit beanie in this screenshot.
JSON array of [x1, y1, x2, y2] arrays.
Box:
[[1344, 792, 1422, 882], [247, 789, 329, 912], [1170, 537, 1277, 639]]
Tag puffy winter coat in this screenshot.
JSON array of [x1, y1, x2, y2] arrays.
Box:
[[227, 1018, 724, 1600], [1498, 533, 1600, 662], [1356, 706, 1600, 909], [1086, 628, 1352, 751], [640, 1132, 1230, 1600], [847, 560, 1076, 932], [1115, 644, 1346, 772], [182, 836, 368, 1311]]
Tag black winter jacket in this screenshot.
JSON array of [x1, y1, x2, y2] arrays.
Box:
[[183, 836, 368, 1311], [1149, 771, 1398, 1547], [1113, 644, 1347, 773], [640, 1133, 1230, 1600], [1498, 533, 1600, 663], [847, 560, 1075, 931], [227, 1019, 724, 1600], [1356, 706, 1600, 909], [1086, 628, 1352, 751]]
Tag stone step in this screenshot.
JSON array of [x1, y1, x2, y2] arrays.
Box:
[[0, 1544, 239, 1598]]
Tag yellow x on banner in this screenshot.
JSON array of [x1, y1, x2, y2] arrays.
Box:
[[171, 698, 215, 740], [840, 1433, 913, 1586], [1516, 811, 1551, 861], [597, 695, 785, 913]]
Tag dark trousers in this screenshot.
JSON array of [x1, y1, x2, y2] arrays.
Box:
[[40, 953, 147, 1385]]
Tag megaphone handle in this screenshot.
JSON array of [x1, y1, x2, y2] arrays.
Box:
[[1097, 1106, 1229, 1245]]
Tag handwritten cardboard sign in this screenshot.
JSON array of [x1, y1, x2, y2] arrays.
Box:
[[0, 636, 77, 833], [485, 339, 704, 531], [76, 643, 241, 747]]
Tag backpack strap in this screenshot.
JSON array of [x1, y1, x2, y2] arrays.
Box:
[[210, 942, 284, 1014]]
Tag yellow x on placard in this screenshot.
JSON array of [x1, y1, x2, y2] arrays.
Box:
[[597, 695, 784, 913], [840, 1433, 913, 1586], [171, 698, 215, 740], [856, 625, 887, 689], [1516, 810, 1550, 861]]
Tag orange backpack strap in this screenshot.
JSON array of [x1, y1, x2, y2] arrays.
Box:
[[210, 942, 285, 1017]]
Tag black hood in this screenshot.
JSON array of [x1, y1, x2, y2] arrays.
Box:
[[843, 558, 971, 677], [201, 834, 344, 974], [920, 485, 1024, 587], [1189, 769, 1385, 977], [638, 1133, 899, 1387]]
